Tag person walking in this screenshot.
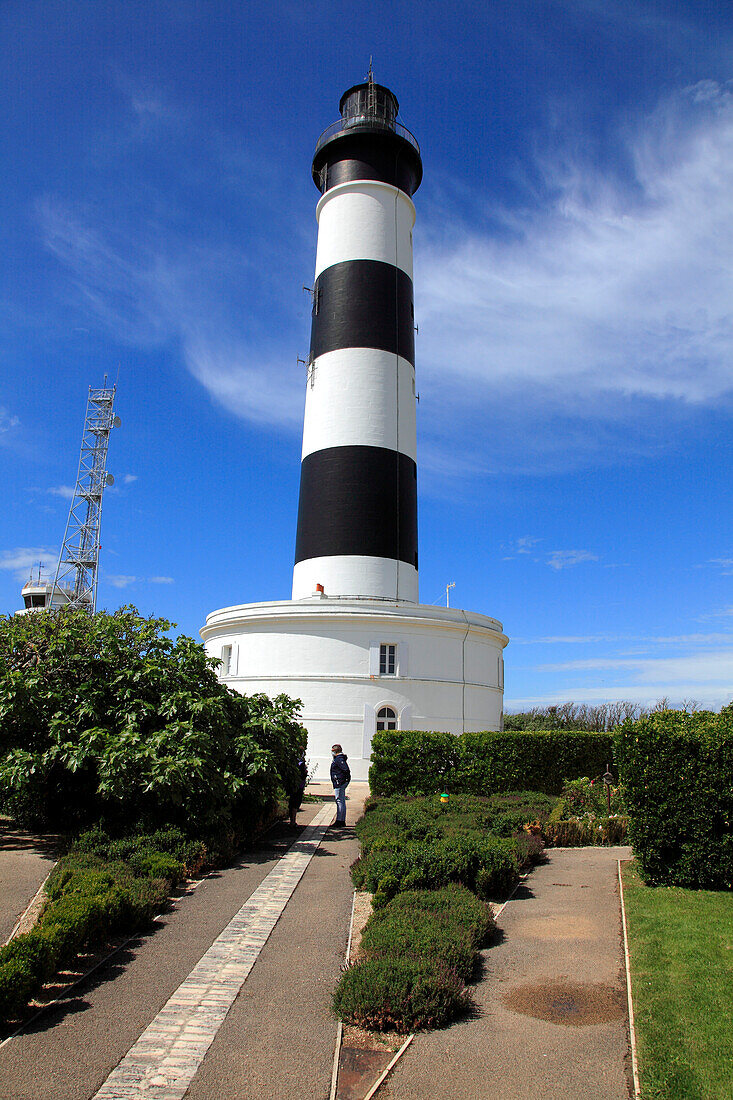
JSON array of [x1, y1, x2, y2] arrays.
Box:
[[330, 743, 351, 827]]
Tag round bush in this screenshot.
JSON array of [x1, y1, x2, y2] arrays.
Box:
[[332, 957, 470, 1032]]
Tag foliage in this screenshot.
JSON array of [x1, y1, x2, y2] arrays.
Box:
[[615, 707, 733, 888], [368, 728, 614, 798], [332, 957, 470, 1033], [350, 794, 553, 903], [622, 860, 733, 1098], [537, 776, 628, 846], [0, 606, 306, 839], [0, 825, 202, 1022], [335, 886, 493, 1030]]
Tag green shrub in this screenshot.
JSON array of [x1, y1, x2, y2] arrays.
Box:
[[332, 957, 470, 1032], [0, 958, 37, 1020], [361, 910, 476, 980], [615, 708, 733, 888], [0, 607, 306, 840], [369, 729, 615, 798], [360, 884, 495, 983], [128, 851, 184, 882], [352, 834, 518, 900], [381, 885, 495, 946], [0, 930, 57, 983]]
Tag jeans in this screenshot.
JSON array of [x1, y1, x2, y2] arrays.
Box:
[[333, 784, 348, 822]]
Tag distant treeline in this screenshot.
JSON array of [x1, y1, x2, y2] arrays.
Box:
[[502, 699, 727, 732]]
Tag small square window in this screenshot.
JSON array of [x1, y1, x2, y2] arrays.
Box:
[[379, 643, 396, 675]]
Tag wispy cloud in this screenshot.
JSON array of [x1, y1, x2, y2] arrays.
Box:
[[106, 574, 174, 588], [106, 574, 137, 588], [0, 408, 19, 434], [546, 549, 599, 571], [417, 79, 733, 472], [707, 557, 733, 576], [123, 474, 138, 485], [46, 485, 75, 500], [0, 547, 57, 582]]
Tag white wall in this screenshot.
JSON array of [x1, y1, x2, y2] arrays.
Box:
[[202, 599, 508, 781]]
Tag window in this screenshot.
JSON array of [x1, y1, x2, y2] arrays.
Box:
[[377, 705, 398, 731], [220, 644, 232, 677], [379, 643, 396, 675]]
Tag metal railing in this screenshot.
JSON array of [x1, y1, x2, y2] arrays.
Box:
[[314, 116, 420, 156]]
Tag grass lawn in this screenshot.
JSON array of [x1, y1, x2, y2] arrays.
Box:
[[621, 860, 733, 1099]]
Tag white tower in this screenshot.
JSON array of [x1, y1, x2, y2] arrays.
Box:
[[293, 77, 421, 603], [202, 77, 508, 780]]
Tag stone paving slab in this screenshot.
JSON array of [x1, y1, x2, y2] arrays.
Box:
[[92, 803, 334, 1100]]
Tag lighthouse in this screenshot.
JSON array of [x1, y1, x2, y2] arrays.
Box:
[[293, 77, 421, 604], [202, 77, 508, 780]]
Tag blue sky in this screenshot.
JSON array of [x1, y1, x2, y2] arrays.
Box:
[[2, 0, 732, 710]]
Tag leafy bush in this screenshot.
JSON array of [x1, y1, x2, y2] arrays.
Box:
[[0, 826, 191, 1022], [360, 885, 495, 981], [369, 729, 615, 798], [0, 959, 37, 1019], [0, 607, 306, 840], [380, 885, 495, 948], [615, 707, 733, 887], [332, 957, 470, 1032]]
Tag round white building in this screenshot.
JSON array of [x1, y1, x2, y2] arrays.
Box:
[[201, 77, 508, 781]]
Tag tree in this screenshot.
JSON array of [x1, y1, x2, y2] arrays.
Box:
[[0, 607, 306, 837]]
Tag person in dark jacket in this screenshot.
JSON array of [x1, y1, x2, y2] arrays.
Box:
[[330, 743, 351, 827], [287, 748, 308, 827]]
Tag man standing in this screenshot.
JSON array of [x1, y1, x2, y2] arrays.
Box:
[[330, 743, 351, 827]]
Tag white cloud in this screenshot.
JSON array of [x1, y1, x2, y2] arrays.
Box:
[[415, 80, 733, 471], [506, 685, 732, 710], [149, 576, 174, 584], [123, 474, 138, 485], [47, 485, 75, 500], [538, 648, 733, 685], [708, 557, 733, 575], [0, 547, 57, 582], [546, 549, 599, 570], [0, 408, 19, 434], [106, 574, 137, 588]]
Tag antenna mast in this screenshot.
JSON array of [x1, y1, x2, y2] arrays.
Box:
[[52, 382, 120, 612]]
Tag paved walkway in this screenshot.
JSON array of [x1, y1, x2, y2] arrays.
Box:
[[383, 845, 633, 1100], [0, 788, 367, 1100], [0, 820, 59, 943]]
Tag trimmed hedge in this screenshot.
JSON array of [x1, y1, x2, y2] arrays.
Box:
[[350, 793, 555, 904], [333, 885, 491, 1030], [369, 729, 615, 797], [332, 957, 469, 1033], [0, 826, 200, 1023], [615, 708, 733, 888]]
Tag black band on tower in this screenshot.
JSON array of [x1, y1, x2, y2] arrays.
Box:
[[294, 445, 418, 568], [313, 132, 422, 197], [310, 260, 415, 365]]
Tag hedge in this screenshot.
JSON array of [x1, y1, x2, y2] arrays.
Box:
[[0, 826, 202, 1023], [369, 729, 615, 797], [333, 885, 492, 1030], [615, 708, 733, 888]]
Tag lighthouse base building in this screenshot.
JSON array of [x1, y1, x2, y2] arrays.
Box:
[[201, 597, 506, 781], [201, 78, 507, 779]]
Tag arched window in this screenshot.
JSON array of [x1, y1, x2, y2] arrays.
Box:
[[377, 705, 398, 731]]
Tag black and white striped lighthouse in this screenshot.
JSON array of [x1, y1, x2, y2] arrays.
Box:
[[292, 76, 423, 603]]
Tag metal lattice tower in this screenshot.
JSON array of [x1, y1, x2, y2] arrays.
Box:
[[52, 383, 120, 612]]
